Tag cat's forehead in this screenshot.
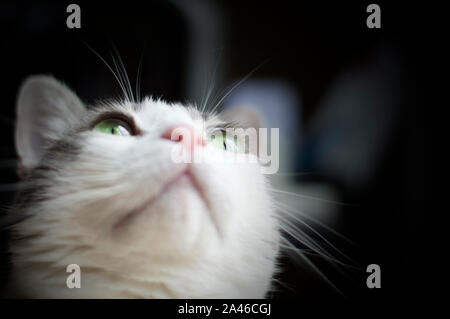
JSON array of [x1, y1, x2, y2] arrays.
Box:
[[88, 98, 222, 129]]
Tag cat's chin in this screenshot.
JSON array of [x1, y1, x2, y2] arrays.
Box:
[[109, 165, 219, 257], [113, 167, 209, 230]]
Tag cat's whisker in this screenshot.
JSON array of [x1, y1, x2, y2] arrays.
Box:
[[273, 171, 317, 176], [207, 59, 270, 115], [278, 218, 338, 264], [273, 198, 356, 245], [273, 198, 357, 246], [270, 277, 297, 294], [279, 239, 358, 270], [199, 67, 209, 113], [278, 216, 336, 260], [266, 186, 353, 206], [283, 234, 358, 282], [275, 201, 358, 260], [200, 53, 222, 114], [84, 42, 130, 103], [276, 200, 361, 290], [274, 204, 357, 246], [207, 75, 250, 116], [202, 76, 216, 114], [279, 238, 360, 292], [207, 85, 233, 117], [135, 45, 146, 104], [199, 48, 224, 114], [110, 52, 133, 103], [111, 44, 135, 103], [282, 238, 345, 297]]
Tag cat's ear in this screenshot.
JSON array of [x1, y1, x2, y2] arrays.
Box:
[[15, 75, 85, 174], [220, 106, 264, 156], [220, 106, 264, 130]]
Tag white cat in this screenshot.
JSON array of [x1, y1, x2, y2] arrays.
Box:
[[7, 75, 280, 298]]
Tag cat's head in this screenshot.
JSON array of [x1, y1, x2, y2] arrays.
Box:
[[9, 75, 279, 298]]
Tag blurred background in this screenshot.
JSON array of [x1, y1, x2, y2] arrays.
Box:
[[0, 0, 436, 301]]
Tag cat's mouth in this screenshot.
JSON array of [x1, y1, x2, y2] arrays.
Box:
[[112, 165, 211, 230]]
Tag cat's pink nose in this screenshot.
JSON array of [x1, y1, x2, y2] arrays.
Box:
[[162, 125, 206, 151]]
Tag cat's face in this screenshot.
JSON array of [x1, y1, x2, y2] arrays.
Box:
[[9, 76, 279, 298]]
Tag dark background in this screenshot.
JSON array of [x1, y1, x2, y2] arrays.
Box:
[[0, 0, 437, 304]]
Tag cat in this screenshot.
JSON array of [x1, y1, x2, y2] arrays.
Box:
[[5, 75, 280, 298]]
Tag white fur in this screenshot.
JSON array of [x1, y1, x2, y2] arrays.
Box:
[[10, 76, 280, 298]]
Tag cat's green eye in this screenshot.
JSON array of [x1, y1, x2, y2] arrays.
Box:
[[93, 119, 132, 136], [209, 132, 242, 153]]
